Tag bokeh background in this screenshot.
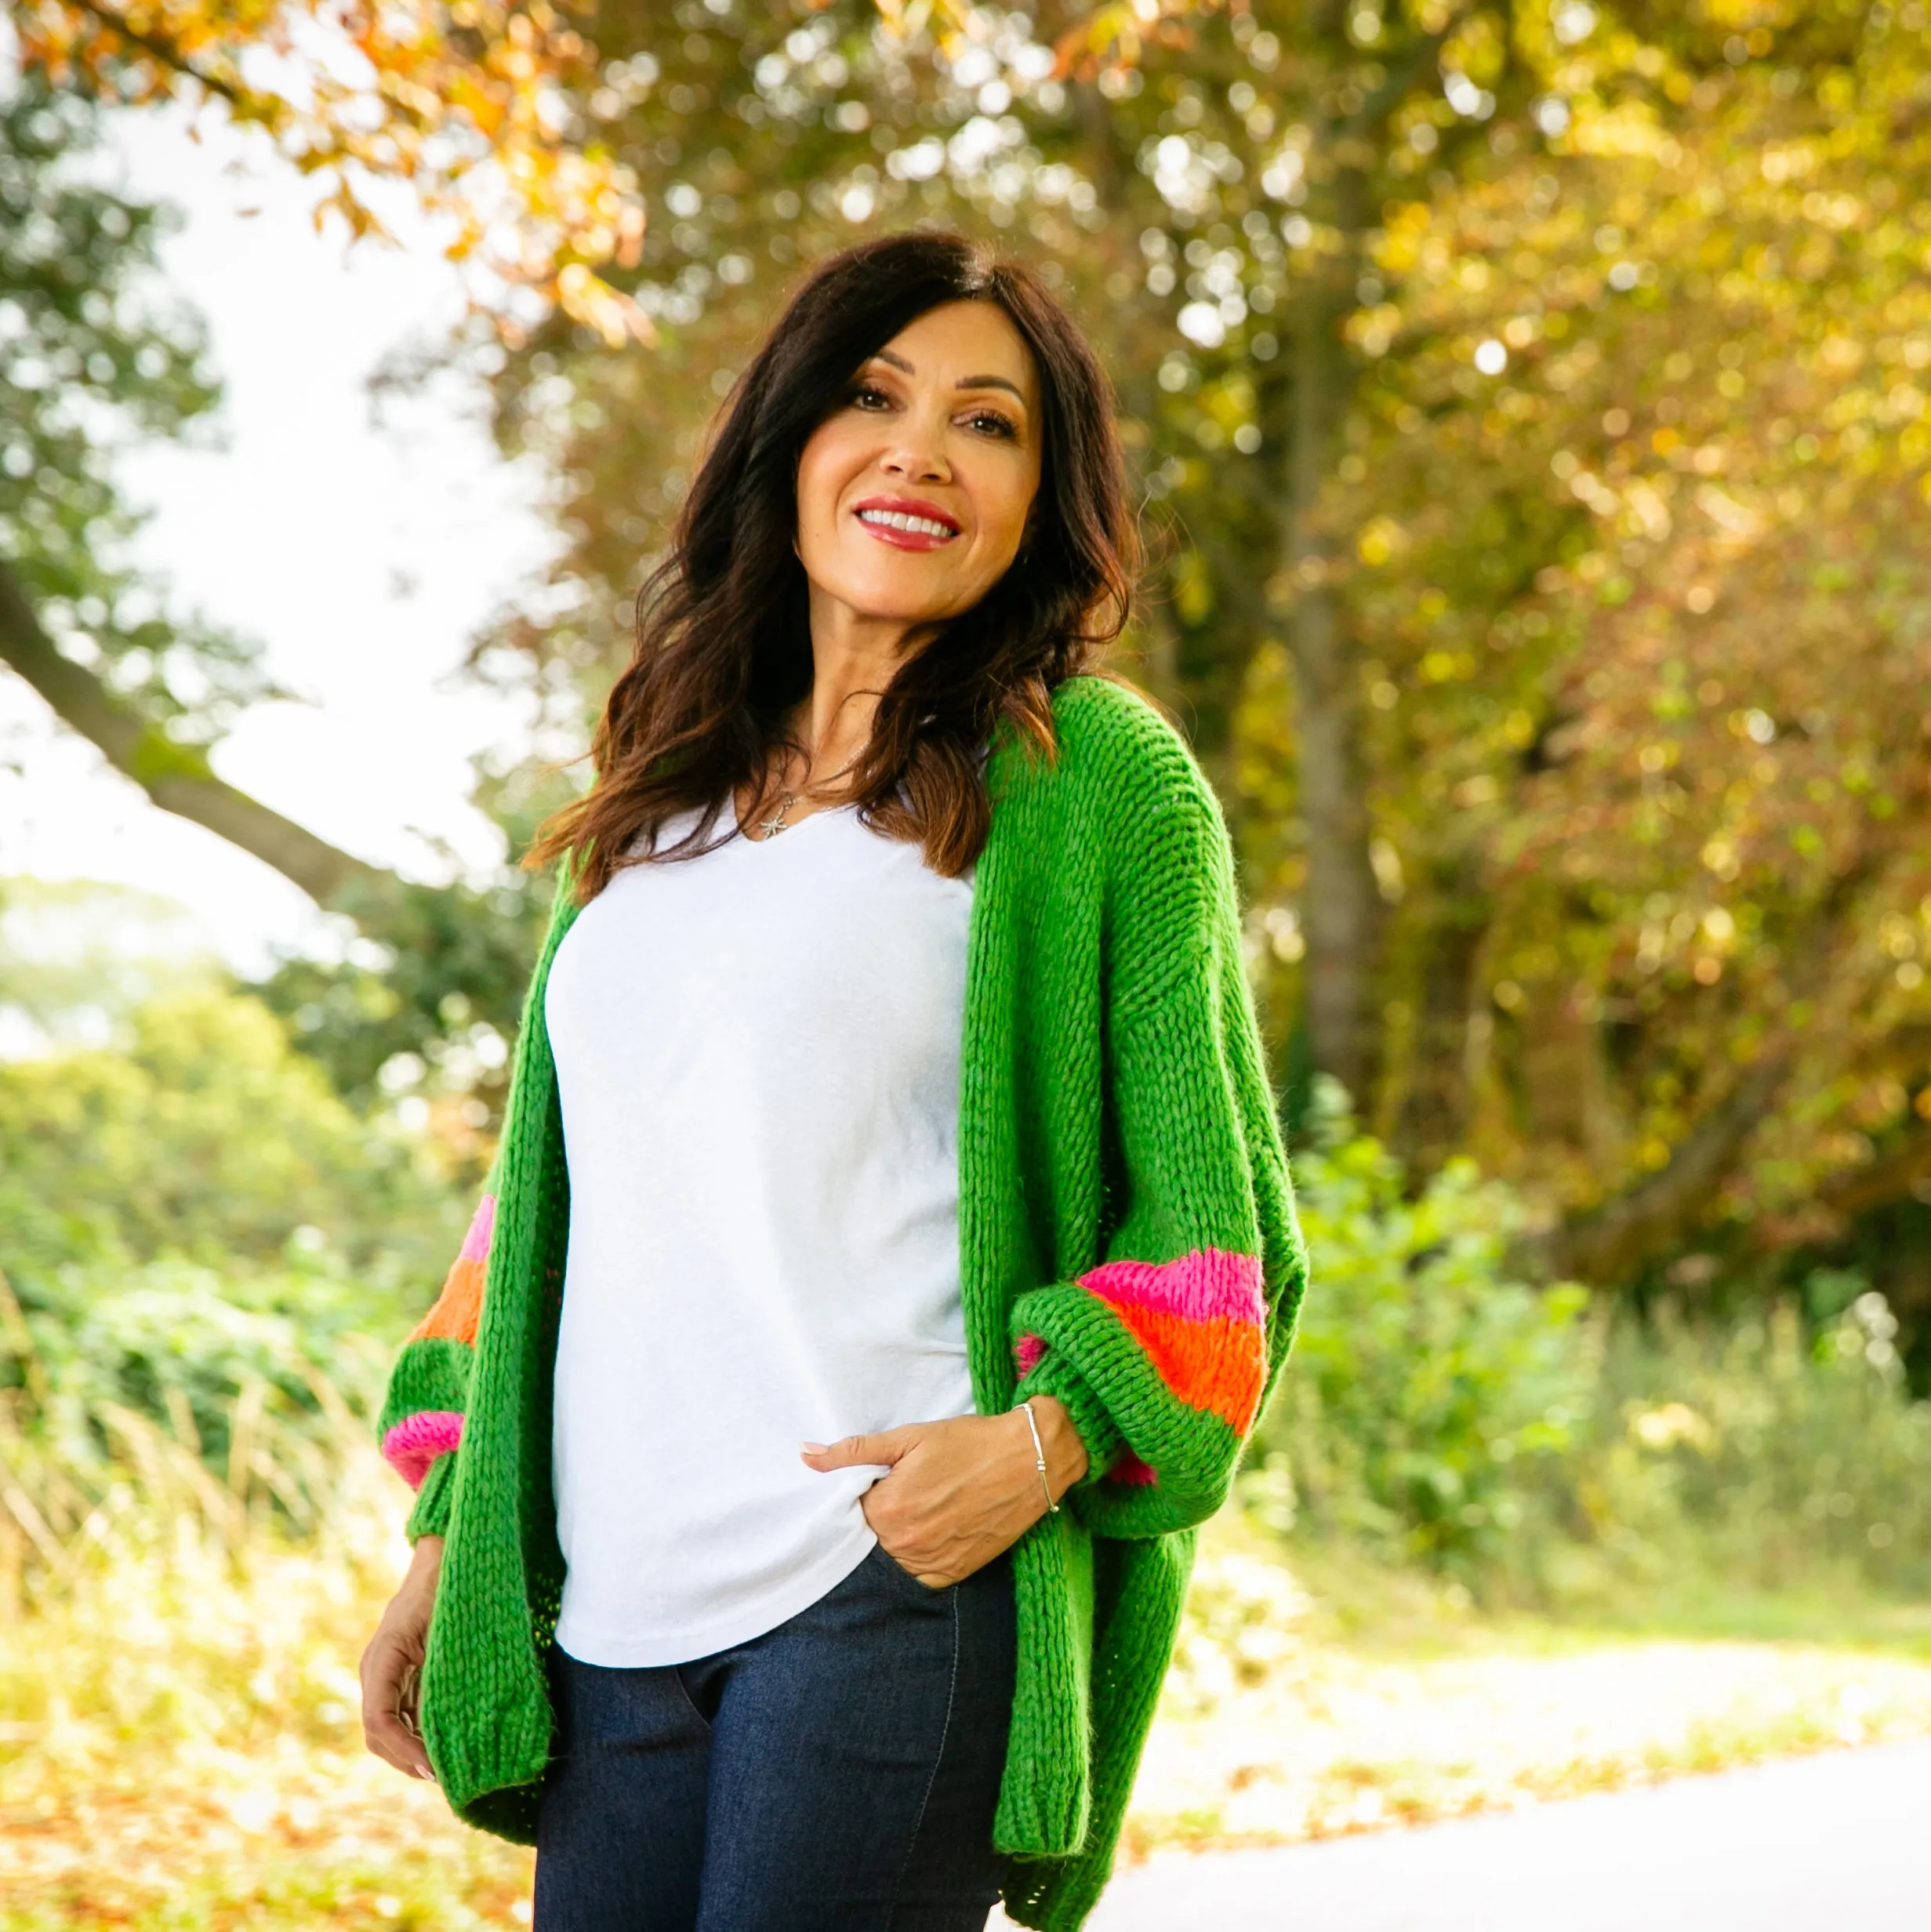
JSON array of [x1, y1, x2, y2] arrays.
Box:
[[3, 2, 1930, 1924]]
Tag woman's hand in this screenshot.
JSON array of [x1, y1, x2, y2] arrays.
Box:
[[360, 1532, 443, 1781], [800, 1396, 1089, 1588]]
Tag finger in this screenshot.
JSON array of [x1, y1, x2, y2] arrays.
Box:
[[800, 1429, 910, 1469], [363, 1701, 436, 1780], [358, 1629, 421, 1705], [870, 1530, 956, 1591], [360, 1633, 434, 1779]]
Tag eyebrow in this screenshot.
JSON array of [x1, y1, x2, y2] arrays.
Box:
[[869, 347, 1028, 404]]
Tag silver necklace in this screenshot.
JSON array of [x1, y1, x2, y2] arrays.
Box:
[[756, 789, 798, 837], [753, 746, 860, 839]]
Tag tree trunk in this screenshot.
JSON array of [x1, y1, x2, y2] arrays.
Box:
[[1279, 139, 1381, 1102], [1544, 1048, 1796, 1284], [1801, 1124, 1931, 1224], [0, 554, 388, 909], [1544, 860, 1879, 1282]]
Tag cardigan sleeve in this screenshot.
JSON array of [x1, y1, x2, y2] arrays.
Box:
[[375, 1178, 498, 1542], [372, 860, 579, 1545], [1010, 753, 1307, 1539]]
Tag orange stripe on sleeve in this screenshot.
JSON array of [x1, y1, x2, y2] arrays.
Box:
[[1106, 1301, 1265, 1433], [408, 1254, 487, 1345], [406, 1193, 495, 1346]]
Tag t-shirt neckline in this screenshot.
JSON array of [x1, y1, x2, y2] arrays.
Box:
[[737, 800, 859, 846]]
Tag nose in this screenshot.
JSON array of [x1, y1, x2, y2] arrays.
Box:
[[880, 416, 952, 485]]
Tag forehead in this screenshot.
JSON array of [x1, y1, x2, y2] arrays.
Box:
[[872, 300, 1039, 403]]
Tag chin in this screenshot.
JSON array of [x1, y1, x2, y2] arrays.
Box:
[[833, 568, 965, 626]]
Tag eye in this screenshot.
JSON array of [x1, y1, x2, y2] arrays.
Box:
[[850, 383, 894, 412], [961, 407, 1019, 441]]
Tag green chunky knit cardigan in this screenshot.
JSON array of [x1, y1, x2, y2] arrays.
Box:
[[377, 674, 1307, 1930]]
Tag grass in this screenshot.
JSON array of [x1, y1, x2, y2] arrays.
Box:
[[0, 1405, 535, 1930]]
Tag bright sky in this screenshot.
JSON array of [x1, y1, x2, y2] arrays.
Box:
[[0, 106, 562, 974]]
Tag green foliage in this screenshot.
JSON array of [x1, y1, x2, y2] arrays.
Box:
[[1254, 1087, 1593, 1576], [0, 891, 468, 1538], [1252, 1098, 1931, 1601], [2, 1251, 397, 1538], [0, 979, 461, 1291], [0, 76, 269, 734], [0, 881, 467, 1497], [1564, 1295, 1931, 1602], [256, 870, 549, 1117]]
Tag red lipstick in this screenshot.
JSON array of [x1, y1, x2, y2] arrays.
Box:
[[851, 495, 961, 551]]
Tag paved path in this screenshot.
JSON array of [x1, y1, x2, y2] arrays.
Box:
[[1076, 1739, 1930, 1930]]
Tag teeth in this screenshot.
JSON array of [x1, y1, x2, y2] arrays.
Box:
[[858, 509, 955, 538]]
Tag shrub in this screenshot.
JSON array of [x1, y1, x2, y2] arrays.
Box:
[[1254, 1088, 1931, 1603], [1250, 1090, 1592, 1586], [0, 1249, 398, 1604], [0, 982, 463, 1292], [0, 946, 467, 1572], [1567, 1294, 1931, 1599]]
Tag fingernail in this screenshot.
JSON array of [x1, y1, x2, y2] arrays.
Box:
[[801, 1441, 827, 1454]]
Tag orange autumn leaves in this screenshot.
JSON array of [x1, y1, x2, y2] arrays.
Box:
[[14, 0, 650, 345]]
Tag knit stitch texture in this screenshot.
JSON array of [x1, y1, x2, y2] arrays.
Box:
[[375, 675, 1308, 1930]]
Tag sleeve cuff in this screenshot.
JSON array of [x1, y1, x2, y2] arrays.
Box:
[[406, 1449, 459, 1542], [1015, 1349, 1124, 1490]]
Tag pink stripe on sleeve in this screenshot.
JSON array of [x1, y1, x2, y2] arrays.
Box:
[[1077, 1248, 1265, 1328], [458, 1193, 497, 1263], [381, 1410, 465, 1490], [1014, 1333, 1047, 1378]]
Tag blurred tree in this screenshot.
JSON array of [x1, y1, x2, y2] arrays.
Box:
[[0, 77, 391, 900], [1234, 5, 1931, 1281], [0, 975, 461, 1287], [9, 0, 651, 342], [0, 84, 547, 1107], [468, 0, 1931, 1280]]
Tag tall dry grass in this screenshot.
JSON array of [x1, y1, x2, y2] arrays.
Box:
[[0, 1275, 531, 1930]]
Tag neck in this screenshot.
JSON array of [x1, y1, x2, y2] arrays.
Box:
[[792, 587, 931, 786]]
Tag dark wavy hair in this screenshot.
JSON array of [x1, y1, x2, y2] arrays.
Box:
[[526, 231, 1139, 899]]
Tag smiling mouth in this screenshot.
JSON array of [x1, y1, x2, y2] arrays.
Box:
[[856, 508, 958, 540]]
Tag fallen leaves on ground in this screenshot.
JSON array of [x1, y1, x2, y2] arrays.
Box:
[[1124, 1541, 1931, 1855]]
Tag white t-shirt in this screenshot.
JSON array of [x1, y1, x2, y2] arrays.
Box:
[[543, 804, 977, 1667]]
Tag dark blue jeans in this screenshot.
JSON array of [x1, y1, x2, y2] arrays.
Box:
[[534, 1543, 1017, 1931]]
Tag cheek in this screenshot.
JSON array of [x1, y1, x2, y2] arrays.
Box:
[[794, 434, 848, 546], [972, 463, 1041, 569]]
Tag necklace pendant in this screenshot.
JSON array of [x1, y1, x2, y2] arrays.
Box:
[[756, 790, 795, 839]]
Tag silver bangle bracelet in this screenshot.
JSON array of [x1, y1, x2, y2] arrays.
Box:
[[1018, 1398, 1059, 1516]]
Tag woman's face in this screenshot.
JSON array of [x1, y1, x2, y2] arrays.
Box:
[[794, 300, 1044, 637]]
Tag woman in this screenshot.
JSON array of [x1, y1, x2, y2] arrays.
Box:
[[360, 231, 1306, 1932]]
